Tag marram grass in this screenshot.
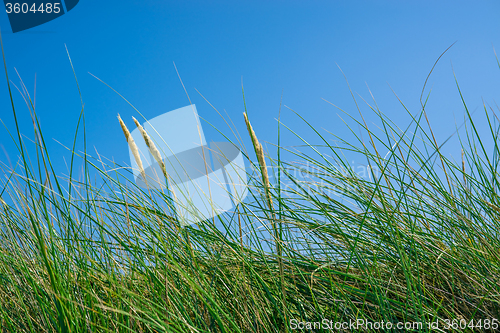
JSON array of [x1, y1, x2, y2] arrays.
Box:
[[118, 113, 147, 184], [132, 116, 169, 183], [0, 58, 500, 332]]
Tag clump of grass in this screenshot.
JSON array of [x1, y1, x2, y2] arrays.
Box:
[[0, 44, 500, 332], [244, 111, 287, 329]]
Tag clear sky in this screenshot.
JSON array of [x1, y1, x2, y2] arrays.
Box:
[[1, 1, 500, 179]]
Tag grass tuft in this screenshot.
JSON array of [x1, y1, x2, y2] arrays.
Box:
[[0, 51, 500, 332]]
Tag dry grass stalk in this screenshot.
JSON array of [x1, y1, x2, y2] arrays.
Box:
[[132, 117, 169, 183], [118, 114, 146, 183], [244, 112, 287, 326], [243, 112, 272, 209]]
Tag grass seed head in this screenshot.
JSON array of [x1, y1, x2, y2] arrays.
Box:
[[118, 114, 146, 183], [132, 117, 169, 183], [244, 112, 272, 208]]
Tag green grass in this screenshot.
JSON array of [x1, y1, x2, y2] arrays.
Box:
[[1, 44, 500, 332]]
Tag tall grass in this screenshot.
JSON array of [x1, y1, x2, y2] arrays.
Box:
[[1, 47, 500, 332]]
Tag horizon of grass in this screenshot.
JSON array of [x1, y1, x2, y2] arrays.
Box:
[[0, 42, 500, 332]]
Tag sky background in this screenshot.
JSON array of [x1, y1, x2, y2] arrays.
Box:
[[0, 1, 500, 181]]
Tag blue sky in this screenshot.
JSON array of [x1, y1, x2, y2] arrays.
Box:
[[1, 1, 500, 179]]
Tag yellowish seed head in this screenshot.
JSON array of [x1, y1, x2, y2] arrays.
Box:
[[118, 114, 146, 183], [132, 117, 168, 182], [243, 112, 272, 209]]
